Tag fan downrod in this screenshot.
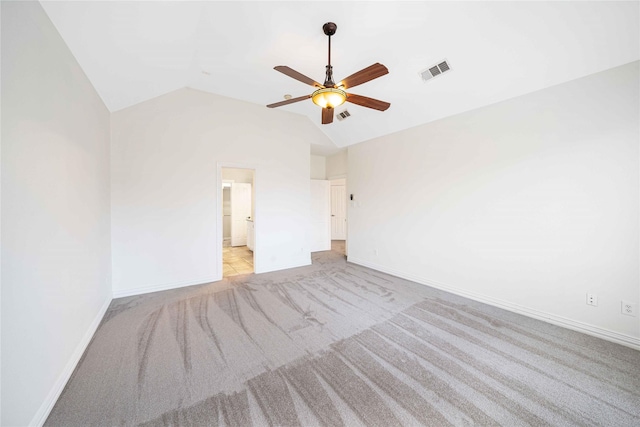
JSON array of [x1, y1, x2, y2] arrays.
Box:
[[322, 22, 338, 86]]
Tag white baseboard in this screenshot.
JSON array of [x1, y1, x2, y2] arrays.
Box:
[[112, 258, 313, 299], [348, 257, 640, 351], [112, 276, 219, 299], [30, 295, 112, 427], [257, 259, 311, 275]]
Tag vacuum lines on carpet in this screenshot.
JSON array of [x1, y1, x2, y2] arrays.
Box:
[[46, 251, 640, 426]]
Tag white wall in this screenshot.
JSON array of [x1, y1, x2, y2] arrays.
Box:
[[111, 88, 331, 296], [348, 62, 640, 345], [310, 155, 326, 179], [1, 2, 112, 426], [326, 149, 348, 179]]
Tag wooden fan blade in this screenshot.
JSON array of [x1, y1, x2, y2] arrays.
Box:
[[338, 63, 389, 89], [267, 94, 311, 108], [322, 108, 334, 124], [346, 93, 390, 111], [274, 66, 323, 88]]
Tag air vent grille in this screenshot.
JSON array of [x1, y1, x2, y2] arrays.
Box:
[[336, 110, 351, 121], [420, 59, 452, 82]]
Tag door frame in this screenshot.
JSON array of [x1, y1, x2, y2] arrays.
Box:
[[217, 163, 258, 280]]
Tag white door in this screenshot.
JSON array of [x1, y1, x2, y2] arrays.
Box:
[[331, 185, 347, 240], [231, 183, 252, 246], [310, 180, 331, 252]]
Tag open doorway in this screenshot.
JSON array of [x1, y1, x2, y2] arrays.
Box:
[[221, 167, 255, 277], [330, 178, 347, 257]]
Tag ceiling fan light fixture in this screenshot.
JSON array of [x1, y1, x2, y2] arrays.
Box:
[[311, 87, 347, 109]]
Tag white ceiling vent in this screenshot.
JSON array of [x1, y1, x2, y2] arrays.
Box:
[[420, 60, 452, 82], [336, 110, 351, 121]]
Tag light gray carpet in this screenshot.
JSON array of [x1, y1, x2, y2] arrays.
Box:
[[46, 249, 640, 426]]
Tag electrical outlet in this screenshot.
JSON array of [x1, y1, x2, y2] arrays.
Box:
[[586, 293, 598, 306], [621, 300, 637, 317]]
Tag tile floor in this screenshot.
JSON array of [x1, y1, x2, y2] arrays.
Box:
[[222, 240, 346, 278], [331, 240, 346, 256], [222, 245, 254, 277]]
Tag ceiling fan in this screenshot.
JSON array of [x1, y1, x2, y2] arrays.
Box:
[[267, 22, 390, 124]]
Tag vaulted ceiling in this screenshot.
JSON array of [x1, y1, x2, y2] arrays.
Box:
[[40, 1, 639, 155]]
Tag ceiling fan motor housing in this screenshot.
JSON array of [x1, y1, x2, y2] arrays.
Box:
[[324, 65, 335, 87]]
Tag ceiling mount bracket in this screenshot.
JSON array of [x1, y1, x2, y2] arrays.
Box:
[[322, 22, 337, 36]]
